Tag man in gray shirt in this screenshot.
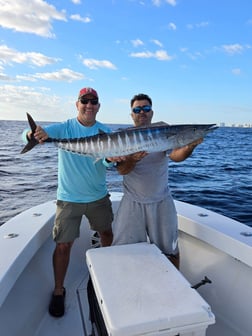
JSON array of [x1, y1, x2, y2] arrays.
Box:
[[112, 93, 202, 269]]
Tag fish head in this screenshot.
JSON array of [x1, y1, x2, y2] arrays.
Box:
[[168, 124, 218, 148]]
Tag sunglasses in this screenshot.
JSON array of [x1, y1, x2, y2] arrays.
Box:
[[79, 98, 99, 105], [132, 105, 152, 114]]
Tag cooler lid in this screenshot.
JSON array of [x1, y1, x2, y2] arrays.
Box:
[[86, 242, 214, 336]]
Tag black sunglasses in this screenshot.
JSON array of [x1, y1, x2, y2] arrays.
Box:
[[79, 98, 99, 105], [132, 105, 152, 114]]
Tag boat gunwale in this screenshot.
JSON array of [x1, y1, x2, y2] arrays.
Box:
[[0, 200, 56, 306], [175, 200, 252, 268]]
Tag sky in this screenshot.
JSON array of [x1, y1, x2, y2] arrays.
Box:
[[0, 0, 251, 125]]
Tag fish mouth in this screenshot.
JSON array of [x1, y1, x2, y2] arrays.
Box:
[[207, 124, 218, 131]]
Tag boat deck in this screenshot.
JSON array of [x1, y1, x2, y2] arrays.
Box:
[[35, 273, 92, 336], [1, 194, 251, 336]]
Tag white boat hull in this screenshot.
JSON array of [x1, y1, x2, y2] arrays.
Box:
[[0, 192, 251, 336]]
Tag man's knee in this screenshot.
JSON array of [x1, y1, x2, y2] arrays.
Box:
[[55, 242, 73, 255]]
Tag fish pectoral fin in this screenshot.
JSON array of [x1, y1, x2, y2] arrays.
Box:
[[98, 129, 107, 134], [94, 158, 102, 164]]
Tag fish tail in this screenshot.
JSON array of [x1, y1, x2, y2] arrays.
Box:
[[20, 113, 39, 154]]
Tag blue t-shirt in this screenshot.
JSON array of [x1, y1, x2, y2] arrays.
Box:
[[44, 118, 112, 203]]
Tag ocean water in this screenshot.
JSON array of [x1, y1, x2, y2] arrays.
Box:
[[0, 120, 251, 227]]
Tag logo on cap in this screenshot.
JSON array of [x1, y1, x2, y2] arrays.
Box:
[[79, 87, 98, 98]]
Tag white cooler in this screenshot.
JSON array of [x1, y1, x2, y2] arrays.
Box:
[[86, 242, 215, 336]]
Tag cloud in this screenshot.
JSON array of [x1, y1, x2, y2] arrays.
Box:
[[152, 0, 177, 6], [151, 39, 163, 47], [0, 45, 60, 67], [130, 49, 173, 61], [32, 68, 85, 82], [187, 51, 203, 60], [1, 68, 85, 83], [222, 44, 244, 55], [0, 84, 73, 121], [0, 0, 66, 37], [187, 21, 209, 29], [33, 68, 85, 82], [70, 14, 91, 23], [0, 84, 54, 106], [131, 39, 144, 47], [232, 68, 241, 75], [82, 58, 117, 70], [166, 0, 177, 5], [16, 74, 37, 82], [71, 0, 81, 4], [168, 22, 177, 30], [0, 72, 14, 81], [196, 21, 209, 28]]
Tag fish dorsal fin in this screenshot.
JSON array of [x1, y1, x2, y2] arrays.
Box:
[[133, 121, 169, 132], [150, 121, 169, 126], [119, 121, 169, 132]]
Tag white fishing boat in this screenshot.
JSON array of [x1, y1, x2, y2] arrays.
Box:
[[0, 192, 252, 336]]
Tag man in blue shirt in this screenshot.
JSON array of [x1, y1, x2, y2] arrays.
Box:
[[25, 87, 122, 317]]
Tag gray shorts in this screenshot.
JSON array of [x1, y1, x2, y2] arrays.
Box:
[[53, 194, 113, 243], [112, 195, 179, 255]]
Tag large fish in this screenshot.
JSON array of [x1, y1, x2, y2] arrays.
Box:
[[21, 113, 218, 158]]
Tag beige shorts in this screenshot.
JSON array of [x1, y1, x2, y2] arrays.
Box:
[[53, 194, 113, 243]]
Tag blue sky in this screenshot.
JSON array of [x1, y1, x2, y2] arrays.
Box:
[[0, 0, 251, 125]]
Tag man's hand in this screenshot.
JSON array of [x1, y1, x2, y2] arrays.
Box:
[[130, 151, 148, 162], [186, 138, 203, 150], [34, 126, 49, 143], [27, 126, 49, 144], [106, 151, 147, 164], [114, 151, 148, 175]]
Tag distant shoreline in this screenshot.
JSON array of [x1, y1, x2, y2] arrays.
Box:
[[1, 119, 251, 128]]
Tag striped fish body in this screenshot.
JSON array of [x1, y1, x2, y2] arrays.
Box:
[[20, 114, 218, 157], [54, 123, 218, 158]]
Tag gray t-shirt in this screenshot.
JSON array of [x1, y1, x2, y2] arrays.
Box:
[[123, 152, 170, 203]]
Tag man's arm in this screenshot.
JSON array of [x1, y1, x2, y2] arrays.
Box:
[[169, 138, 203, 162]]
